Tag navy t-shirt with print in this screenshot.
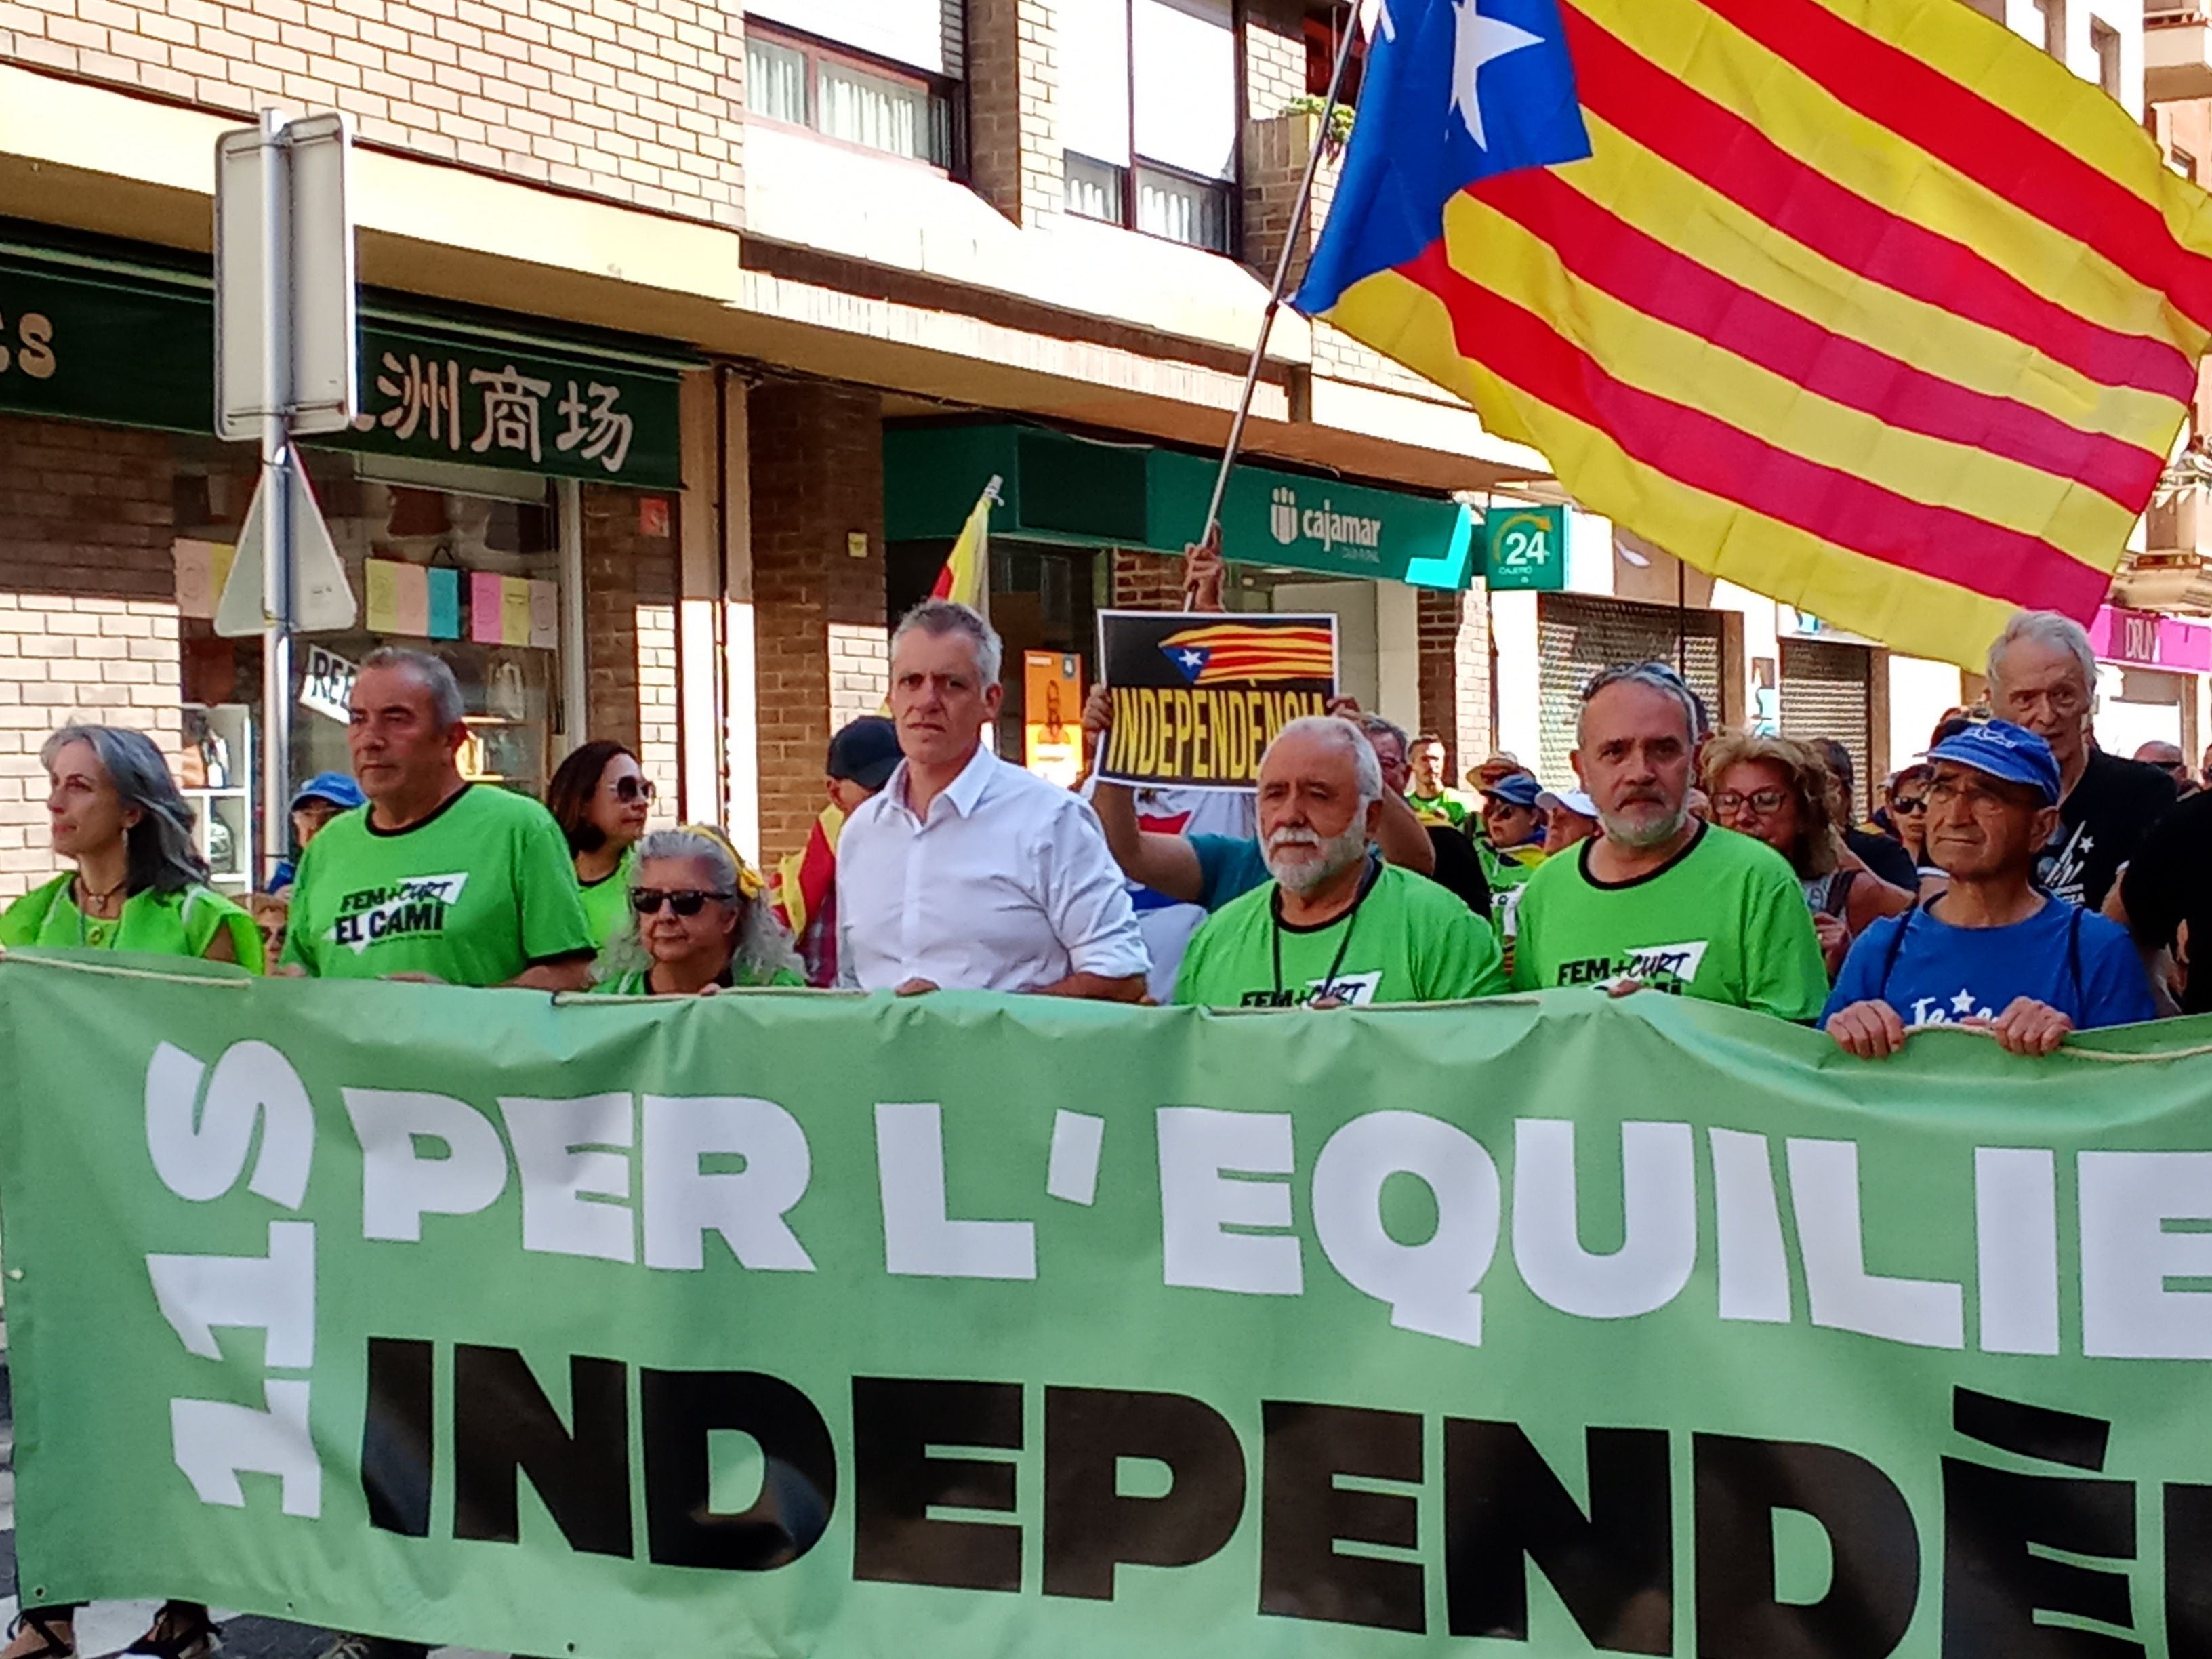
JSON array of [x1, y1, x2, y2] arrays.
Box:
[[1822, 897, 2154, 1033]]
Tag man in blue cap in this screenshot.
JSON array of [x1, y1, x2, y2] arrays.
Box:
[[1824, 720, 2154, 1058], [269, 770, 366, 891]]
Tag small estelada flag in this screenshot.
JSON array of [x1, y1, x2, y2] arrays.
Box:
[[1157, 621, 1338, 688]]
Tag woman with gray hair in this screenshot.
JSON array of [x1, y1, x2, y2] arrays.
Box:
[[0, 724, 260, 970], [590, 825, 803, 994], [0, 730, 251, 1658]]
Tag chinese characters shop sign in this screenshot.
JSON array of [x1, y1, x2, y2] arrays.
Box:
[[348, 325, 681, 487], [0, 243, 684, 489]]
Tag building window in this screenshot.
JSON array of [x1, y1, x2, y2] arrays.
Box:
[[1059, 0, 1239, 255], [2091, 17, 2121, 98], [743, 22, 956, 168], [2173, 144, 2199, 182], [2034, 0, 2066, 60]]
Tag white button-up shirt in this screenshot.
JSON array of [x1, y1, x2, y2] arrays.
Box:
[[836, 744, 1151, 993]]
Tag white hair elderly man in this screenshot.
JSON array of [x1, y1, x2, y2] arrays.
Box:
[[1986, 610, 2177, 909], [836, 599, 1149, 1000], [1511, 661, 1826, 1018], [1173, 715, 1504, 1008]]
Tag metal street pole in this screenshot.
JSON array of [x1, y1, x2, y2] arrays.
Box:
[[1200, 5, 1364, 550], [258, 108, 295, 885]]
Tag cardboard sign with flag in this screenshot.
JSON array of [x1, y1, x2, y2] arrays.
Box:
[[1097, 610, 1337, 790], [1296, 0, 2212, 669]]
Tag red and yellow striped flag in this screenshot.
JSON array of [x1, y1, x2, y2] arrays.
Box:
[[1296, 0, 2212, 668], [928, 476, 1000, 611]]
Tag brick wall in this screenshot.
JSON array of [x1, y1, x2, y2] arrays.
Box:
[[0, 415, 182, 897], [747, 377, 885, 862], [966, 0, 1060, 225], [1416, 583, 1490, 780], [1241, 0, 1306, 272], [1, 0, 745, 224], [580, 482, 678, 814], [1109, 548, 1183, 609]]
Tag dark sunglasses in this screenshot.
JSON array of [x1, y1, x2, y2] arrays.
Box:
[[1890, 796, 1927, 815], [611, 776, 655, 802], [631, 888, 729, 917]]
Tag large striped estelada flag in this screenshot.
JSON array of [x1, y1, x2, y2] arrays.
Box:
[[1297, 0, 2212, 668]]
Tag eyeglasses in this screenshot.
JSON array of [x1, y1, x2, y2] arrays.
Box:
[[1890, 796, 1928, 815], [630, 888, 729, 916], [610, 776, 655, 803], [1712, 787, 1791, 815]]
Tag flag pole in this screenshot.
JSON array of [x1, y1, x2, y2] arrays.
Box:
[[1199, 5, 1366, 556]]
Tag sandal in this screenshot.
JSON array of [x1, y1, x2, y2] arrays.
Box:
[[123, 1602, 220, 1659], [5, 1610, 77, 1659]]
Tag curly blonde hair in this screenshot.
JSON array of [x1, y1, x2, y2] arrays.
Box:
[[1699, 730, 1844, 877]]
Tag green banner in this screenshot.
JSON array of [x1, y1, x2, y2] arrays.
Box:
[[7, 953, 2212, 1656]]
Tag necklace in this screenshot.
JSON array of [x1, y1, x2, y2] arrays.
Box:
[[73, 873, 127, 949], [1270, 855, 1382, 1006]]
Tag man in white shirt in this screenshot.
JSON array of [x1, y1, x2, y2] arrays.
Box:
[[836, 599, 1150, 999]]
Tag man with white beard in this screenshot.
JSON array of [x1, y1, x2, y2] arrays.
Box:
[[1511, 662, 1827, 1019], [1173, 716, 1505, 1008]]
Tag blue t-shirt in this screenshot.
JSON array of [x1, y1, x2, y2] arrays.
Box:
[[1191, 834, 1269, 913], [1822, 897, 2154, 1033]]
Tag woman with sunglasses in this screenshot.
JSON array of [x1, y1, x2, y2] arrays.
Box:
[[592, 826, 804, 994], [1702, 731, 1914, 979], [1883, 764, 1948, 897], [547, 740, 656, 948]]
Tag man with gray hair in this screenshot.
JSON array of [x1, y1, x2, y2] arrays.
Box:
[[837, 599, 1149, 998], [282, 647, 594, 989], [1174, 714, 1504, 1007], [1986, 609, 2176, 909], [1511, 661, 1826, 1018]]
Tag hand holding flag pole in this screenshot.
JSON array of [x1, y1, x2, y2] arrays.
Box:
[[1198, 4, 1369, 549]]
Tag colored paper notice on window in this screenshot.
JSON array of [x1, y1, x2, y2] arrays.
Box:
[[527, 579, 558, 650], [364, 560, 400, 633], [469, 571, 504, 644], [390, 562, 430, 636], [173, 540, 237, 621], [501, 577, 533, 647], [1094, 610, 1336, 790], [426, 567, 461, 640], [1022, 650, 1084, 790]]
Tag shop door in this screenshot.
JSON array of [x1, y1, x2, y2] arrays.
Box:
[[1780, 638, 1875, 815], [1536, 596, 1723, 785]]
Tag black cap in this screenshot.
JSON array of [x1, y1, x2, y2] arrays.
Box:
[[827, 716, 901, 791]]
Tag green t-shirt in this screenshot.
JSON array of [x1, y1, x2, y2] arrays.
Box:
[[1174, 861, 1509, 1008], [1509, 822, 1827, 1020], [282, 785, 592, 986], [577, 845, 636, 950], [0, 874, 264, 971], [1406, 788, 1470, 830], [590, 962, 804, 994]]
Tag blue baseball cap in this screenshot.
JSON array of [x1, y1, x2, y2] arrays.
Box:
[[291, 771, 365, 813], [1482, 773, 1544, 809], [1927, 718, 2061, 805]]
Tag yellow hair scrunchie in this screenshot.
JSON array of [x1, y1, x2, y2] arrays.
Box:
[[678, 822, 764, 901]]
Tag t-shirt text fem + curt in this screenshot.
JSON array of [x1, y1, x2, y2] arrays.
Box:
[[282, 784, 594, 986], [1509, 821, 1829, 1021]]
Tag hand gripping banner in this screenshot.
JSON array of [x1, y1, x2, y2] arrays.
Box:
[[6, 949, 2212, 1656]]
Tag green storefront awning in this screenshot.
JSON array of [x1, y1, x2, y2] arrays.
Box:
[[0, 221, 692, 489], [885, 423, 1481, 591]]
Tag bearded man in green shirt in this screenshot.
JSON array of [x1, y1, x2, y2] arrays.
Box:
[[1175, 716, 1506, 1009], [1510, 662, 1826, 1021], [281, 648, 594, 991]]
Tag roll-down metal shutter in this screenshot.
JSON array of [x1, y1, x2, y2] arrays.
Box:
[[1780, 639, 1875, 815], [1536, 596, 1723, 785]]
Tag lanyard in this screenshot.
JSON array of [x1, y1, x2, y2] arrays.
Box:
[[1271, 855, 1382, 1004]]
